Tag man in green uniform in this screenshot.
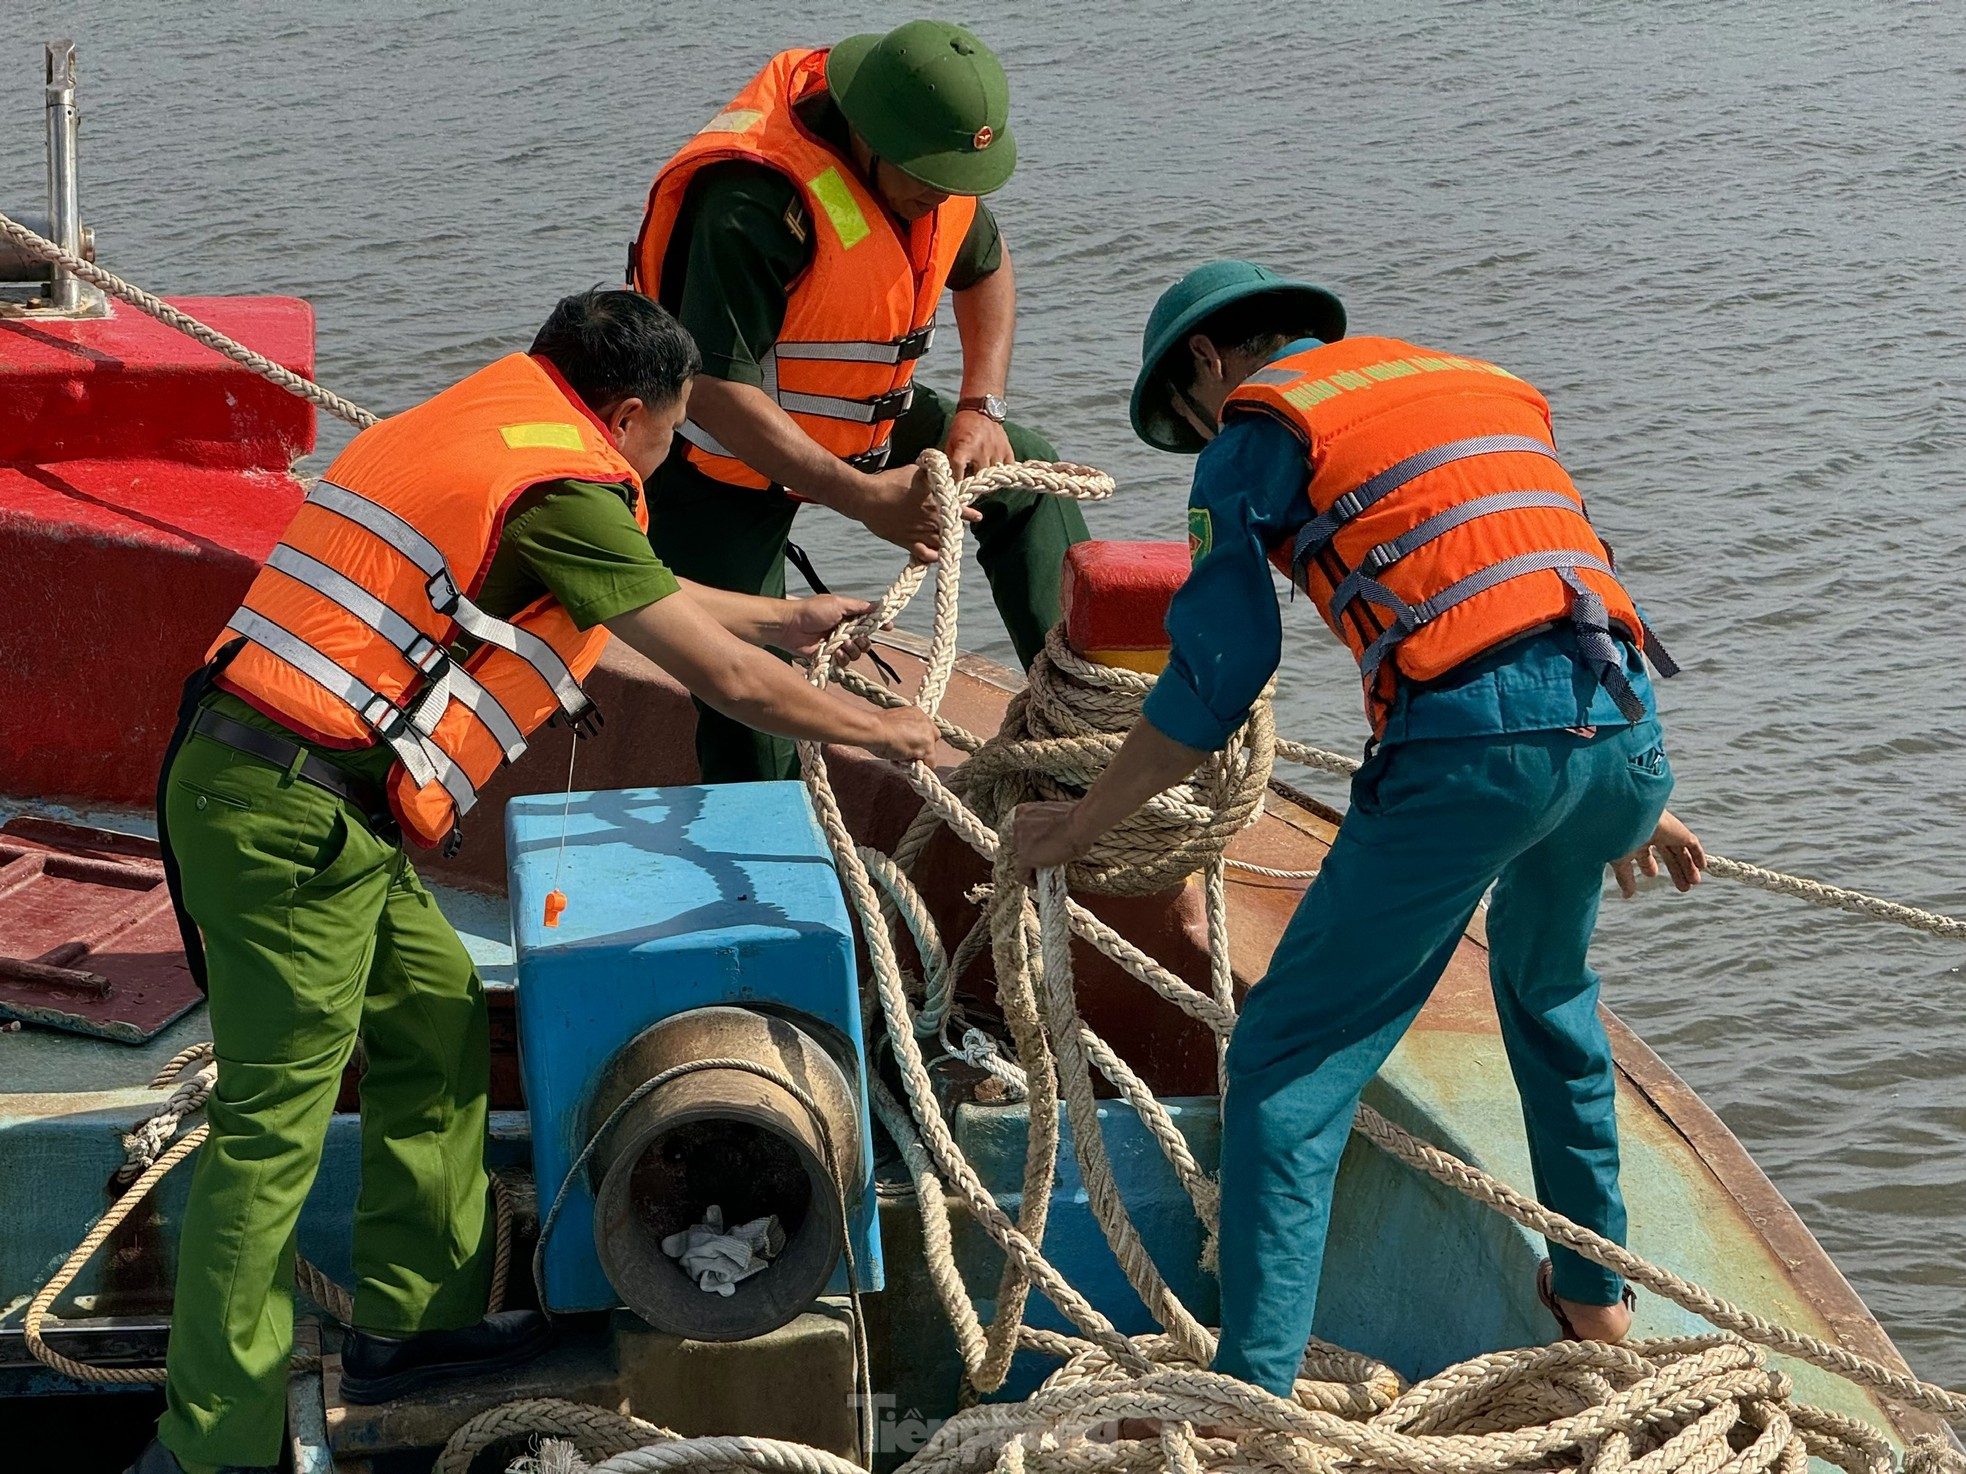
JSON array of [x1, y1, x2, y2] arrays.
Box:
[[130, 290, 935, 1474], [635, 20, 1089, 783]]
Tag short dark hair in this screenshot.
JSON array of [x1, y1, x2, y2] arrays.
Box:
[[530, 289, 700, 414], [1176, 290, 1329, 393]]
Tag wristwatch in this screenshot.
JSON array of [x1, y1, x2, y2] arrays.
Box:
[[957, 393, 1009, 424]]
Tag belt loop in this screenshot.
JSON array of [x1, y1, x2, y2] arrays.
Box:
[[283, 747, 308, 786]]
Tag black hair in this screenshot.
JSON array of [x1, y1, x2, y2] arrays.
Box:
[[529, 289, 701, 414], [1177, 290, 1329, 392]]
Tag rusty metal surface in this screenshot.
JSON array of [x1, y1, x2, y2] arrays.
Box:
[[0, 815, 202, 1042]]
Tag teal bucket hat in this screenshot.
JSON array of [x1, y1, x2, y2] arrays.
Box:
[[1130, 260, 1347, 454]]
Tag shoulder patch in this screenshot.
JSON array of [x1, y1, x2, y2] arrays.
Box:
[[1188, 507, 1213, 562], [499, 421, 586, 452], [783, 197, 809, 245]]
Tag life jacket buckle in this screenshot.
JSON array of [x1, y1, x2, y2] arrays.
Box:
[[893, 325, 934, 362], [867, 386, 914, 422], [1362, 540, 1403, 574], [426, 569, 462, 616], [551, 698, 605, 739], [846, 444, 892, 472], [361, 695, 411, 742], [406, 634, 450, 679]]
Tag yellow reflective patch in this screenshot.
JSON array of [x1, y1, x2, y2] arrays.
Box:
[[499, 422, 586, 451], [806, 166, 871, 249], [1283, 378, 1341, 410], [1264, 351, 1526, 417], [700, 107, 765, 136]]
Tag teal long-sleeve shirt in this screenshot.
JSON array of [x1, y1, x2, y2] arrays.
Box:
[[1140, 340, 1658, 754]]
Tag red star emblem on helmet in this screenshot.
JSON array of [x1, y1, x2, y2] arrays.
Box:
[[971, 124, 994, 151]]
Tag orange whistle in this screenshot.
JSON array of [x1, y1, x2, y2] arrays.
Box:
[[543, 889, 568, 928]]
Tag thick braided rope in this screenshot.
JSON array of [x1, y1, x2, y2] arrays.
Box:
[[589, 1437, 872, 1474], [21, 1124, 207, 1385], [0, 210, 379, 430], [434, 1397, 677, 1474], [954, 630, 1273, 898]]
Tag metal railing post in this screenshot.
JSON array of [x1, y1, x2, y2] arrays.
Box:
[[44, 40, 82, 313]]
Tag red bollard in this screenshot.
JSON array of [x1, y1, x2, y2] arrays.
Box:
[[1060, 541, 1192, 674]]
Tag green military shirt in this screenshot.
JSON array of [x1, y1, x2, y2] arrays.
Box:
[[209, 478, 678, 785], [652, 90, 1002, 395]]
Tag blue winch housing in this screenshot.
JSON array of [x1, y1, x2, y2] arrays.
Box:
[[509, 783, 883, 1319]]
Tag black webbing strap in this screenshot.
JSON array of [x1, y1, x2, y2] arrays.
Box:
[[784, 541, 902, 686], [154, 641, 243, 993]]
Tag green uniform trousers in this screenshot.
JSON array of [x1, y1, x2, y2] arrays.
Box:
[[648, 382, 1090, 784], [1213, 720, 1674, 1395], [156, 726, 491, 1473]]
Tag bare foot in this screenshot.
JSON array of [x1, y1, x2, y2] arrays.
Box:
[[1555, 1294, 1633, 1343]]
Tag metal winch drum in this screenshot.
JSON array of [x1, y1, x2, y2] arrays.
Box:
[[585, 1006, 862, 1342]]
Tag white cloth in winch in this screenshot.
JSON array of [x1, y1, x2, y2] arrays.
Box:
[[659, 1204, 786, 1296]]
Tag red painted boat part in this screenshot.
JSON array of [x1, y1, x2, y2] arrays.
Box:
[[0, 297, 315, 806], [1060, 539, 1190, 671]]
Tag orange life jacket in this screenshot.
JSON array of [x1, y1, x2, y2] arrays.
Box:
[[210, 353, 645, 848], [1224, 336, 1675, 736], [630, 48, 978, 491]]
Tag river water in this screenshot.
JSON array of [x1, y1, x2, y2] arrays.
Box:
[[9, 0, 1963, 1383]]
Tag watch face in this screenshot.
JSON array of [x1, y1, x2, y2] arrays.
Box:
[[984, 395, 1008, 421]]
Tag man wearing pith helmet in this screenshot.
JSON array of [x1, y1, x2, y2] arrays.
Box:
[[632, 19, 1088, 784], [1013, 260, 1709, 1392]]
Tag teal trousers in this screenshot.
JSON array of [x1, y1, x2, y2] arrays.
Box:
[[1213, 721, 1673, 1395]]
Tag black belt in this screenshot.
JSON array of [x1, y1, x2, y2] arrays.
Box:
[[189, 707, 397, 836]]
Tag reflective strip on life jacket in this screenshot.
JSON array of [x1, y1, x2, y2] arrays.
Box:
[[225, 608, 476, 813], [775, 324, 934, 365], [760, 347, 915, 424], [679, 416, 895, 472], [308, 480, 589, 722]]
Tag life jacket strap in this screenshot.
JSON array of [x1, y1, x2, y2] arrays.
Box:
[[264, 545, 529, 762], [226, 607, 476, 813], [679, 417, 893, 472], [1354, 548, 1619, 697], [759, 348, 915, 425], [1321, 489, 1594, 618], [310, 479, 590, 723], [1292, 434, 1562, 577], [1556, 568, 1651, 723]]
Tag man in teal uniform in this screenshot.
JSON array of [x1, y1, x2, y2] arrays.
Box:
[[129, 291, 935, 1474], [637, 20, 1089, 783], [1014, 262, 1708, 1396]]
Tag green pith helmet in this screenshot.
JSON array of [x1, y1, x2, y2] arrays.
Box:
[[826, 20, 1015, 196], [1131, 260, 1348, 454]]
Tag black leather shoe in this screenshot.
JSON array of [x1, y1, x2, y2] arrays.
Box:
[[122, 1438, 276, 1473], [338, 1309, 552, 1404]]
